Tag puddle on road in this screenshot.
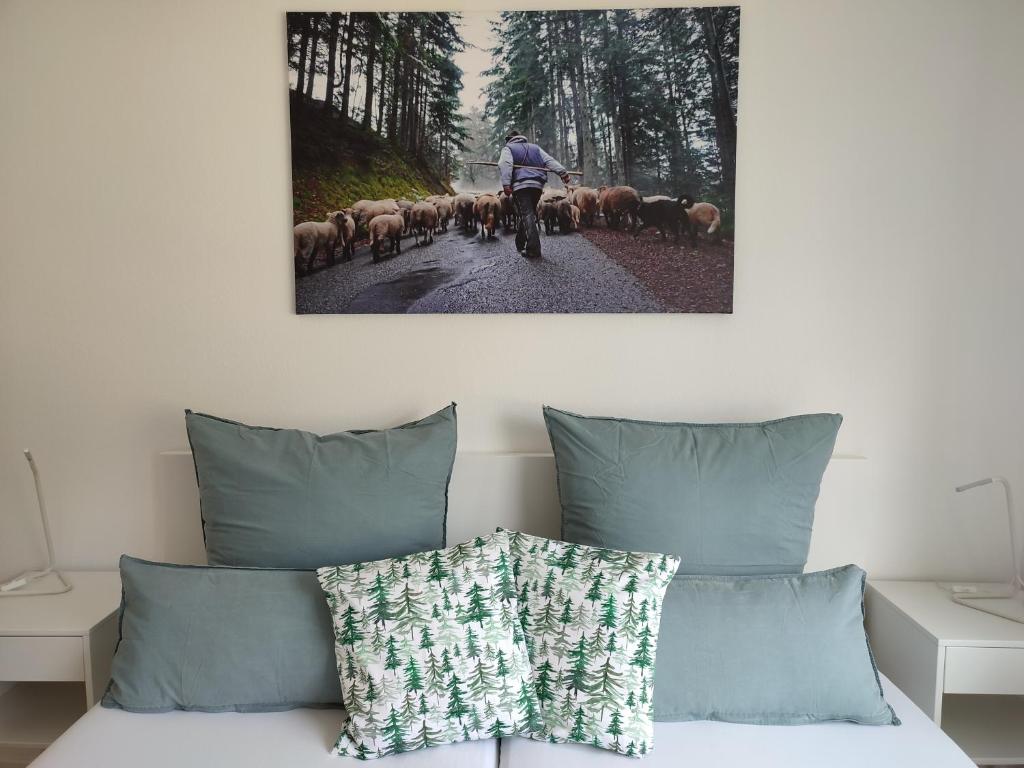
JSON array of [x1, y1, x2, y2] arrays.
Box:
[[346, 232, 504, 312]]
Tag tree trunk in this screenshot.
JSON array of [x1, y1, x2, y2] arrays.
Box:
[[340, 13, 356, 119], [574, 14, 601, 184], [295, 13, 310, 98], [700, 8, 737, 187], [387, 18, 402, 141], [304, 14, 319, 100], [323, 13, 340, 110], [362, 16, 378, 129]]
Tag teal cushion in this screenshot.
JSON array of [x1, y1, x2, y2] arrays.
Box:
[[186, 404, 457, 569], [102, 556, 342, 713], [544, 406, 841, 575], [651, 565, 898, 725]]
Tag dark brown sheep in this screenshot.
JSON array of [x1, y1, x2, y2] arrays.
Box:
[[600, 186, 641, 231], [537, 199, 559, 235], [555, 198, 578, 234]]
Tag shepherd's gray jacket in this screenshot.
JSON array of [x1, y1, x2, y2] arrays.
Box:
[[499, 137, 567, 191]]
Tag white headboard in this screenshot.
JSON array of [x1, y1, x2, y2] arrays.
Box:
[[155, 451, 865, 572]]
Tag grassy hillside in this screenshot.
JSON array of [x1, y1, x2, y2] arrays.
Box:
[[289, 95, 452, 225]]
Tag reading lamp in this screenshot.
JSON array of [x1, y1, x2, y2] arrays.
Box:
[[0, 451, 72, 597], [950, 476, 1024, 623]]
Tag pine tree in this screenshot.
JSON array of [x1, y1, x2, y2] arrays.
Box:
[[495, 648, 509, 679], [339, 604, 364, 647], [393, 580, 426, 630], [599, 592, 618, 630], [464, 625, 481, 659], [368, 573, 396, 625], [585, 573, 603, 603], [607, 708, 624, 748], [631, 624, 653, 670], [517, 680, 543, 732], [487, 718, 510, 738], [468, 703, 484, 734], [366, 676, 379, 708], [418, 692, 429, 716], [440, 647, 454, 675], [403, 655, 424, 693], [414, 718, 445, 750], [384, 635, 401, 674], [419, 626, 435, 651], [445, 673, 469, 722], [467, 656, 496, 702], [534, 659, 556, 703], [460, 582, 493, 626], [381, 705, 407, 755], [588, 656, 625, 717], [556, 543, 580, 572], [428, 550, 449, 584], [626, 740, 636, 757], [563, 636, 593, 697], [569, 705, 587, 741], [541, 568, 556, 598], [495, 549, 516, 600]]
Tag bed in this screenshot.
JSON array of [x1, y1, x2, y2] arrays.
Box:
[[30, 675, 972, 767]]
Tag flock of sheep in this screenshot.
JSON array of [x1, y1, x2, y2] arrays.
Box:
[[293, 185, 723, 276]]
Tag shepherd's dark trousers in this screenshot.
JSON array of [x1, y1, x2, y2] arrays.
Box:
[[512, 187, 543, 258]]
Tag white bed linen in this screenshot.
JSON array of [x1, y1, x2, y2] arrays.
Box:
[[499, 675, 973, 768], [29, 707, 498, 768], [31, 675, 971, 767]]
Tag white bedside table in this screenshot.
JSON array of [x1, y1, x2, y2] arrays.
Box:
[[0, 571, 121, 767], [866, 580, 1024, 766]]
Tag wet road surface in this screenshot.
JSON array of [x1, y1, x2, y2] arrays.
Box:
[[295, 224, 662, 314]]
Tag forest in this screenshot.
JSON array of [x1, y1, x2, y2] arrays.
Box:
[[287, 12, 468, 182], [483, 8, 739, 203]]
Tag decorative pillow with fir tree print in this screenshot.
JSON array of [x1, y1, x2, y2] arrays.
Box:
[[504, 529, 680, 757], [316, 530, 540, 759]]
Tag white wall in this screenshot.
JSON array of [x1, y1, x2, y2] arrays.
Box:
[[2, 0, 1022, 582]]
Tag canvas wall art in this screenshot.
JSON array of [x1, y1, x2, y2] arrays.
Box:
[[288, 8, 739, 314]]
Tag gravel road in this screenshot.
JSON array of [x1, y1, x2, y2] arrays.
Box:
[[295, 224, 663, 314]]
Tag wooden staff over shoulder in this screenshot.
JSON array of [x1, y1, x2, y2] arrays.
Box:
[[465, 161, 584, 176]]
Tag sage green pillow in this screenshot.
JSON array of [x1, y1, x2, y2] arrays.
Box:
[[544, 406, 841, 575], [186, 404, 457, 569], [102, 556, 342, 713], [654, 565, 898, 725]]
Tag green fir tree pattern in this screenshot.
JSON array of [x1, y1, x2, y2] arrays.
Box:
[[317, 531, 538, 759], [504, 529, 679, 757]]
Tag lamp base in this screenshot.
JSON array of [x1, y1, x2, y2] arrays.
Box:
[[953, 591, 1024, 624], [937, 581, 1018, 599], [0, 570, 72, 597]]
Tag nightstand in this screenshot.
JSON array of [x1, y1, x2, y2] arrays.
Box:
[[0, 571, 121, 767], [866, 580, 1024, 766]]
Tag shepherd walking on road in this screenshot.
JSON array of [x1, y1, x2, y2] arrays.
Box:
[[499, 131, 572, 259]]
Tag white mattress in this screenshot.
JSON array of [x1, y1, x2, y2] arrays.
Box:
[[31, 676, 971, 767], [501, 675, 973, 768], [29, 707, 497, 768]]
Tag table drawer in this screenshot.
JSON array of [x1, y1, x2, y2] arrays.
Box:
[[944, 646, 1024, 695], [0, 636, 84, 681]]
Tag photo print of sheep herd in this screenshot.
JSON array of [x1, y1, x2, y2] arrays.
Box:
[[288, 7, 739, 314]]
